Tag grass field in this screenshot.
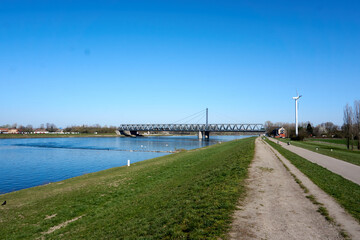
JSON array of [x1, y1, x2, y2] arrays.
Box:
[[265, 138, 360, 222], [307, 138, 359, 147], [0, 137, 255, 239], [277, 138, 360, 166]]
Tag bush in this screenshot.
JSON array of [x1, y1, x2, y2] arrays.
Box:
[[290, 134, 305, 141]]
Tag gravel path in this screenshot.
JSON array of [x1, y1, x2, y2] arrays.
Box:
[[268, 138, 360, 185], [229, 138, 353, 240]]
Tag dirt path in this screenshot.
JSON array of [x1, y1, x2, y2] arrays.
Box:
[[268, 138, 360, 185], [229, 138, 348, 240]]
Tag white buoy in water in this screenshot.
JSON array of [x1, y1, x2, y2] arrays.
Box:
[[141, 145, 143, 148], [127, 159, 130, 166]]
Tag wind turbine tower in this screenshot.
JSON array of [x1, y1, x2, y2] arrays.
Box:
[[292, 93, 302, 136]]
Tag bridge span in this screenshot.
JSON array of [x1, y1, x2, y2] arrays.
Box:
[[118, 123, 265, 139]]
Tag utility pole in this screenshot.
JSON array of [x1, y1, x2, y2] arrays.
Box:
[[206, 108, 208, 130], [292, 94, 302, 136]]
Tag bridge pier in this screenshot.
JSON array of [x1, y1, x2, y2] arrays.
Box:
[[198, 131, 210, 140], [130, 131, 139, 136], [204, 131, 210, 139]]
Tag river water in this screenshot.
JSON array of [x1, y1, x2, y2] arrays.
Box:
[[0, 135, 251, 194]]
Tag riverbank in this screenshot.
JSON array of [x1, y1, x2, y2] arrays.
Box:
[[0, 137, 255, 239]]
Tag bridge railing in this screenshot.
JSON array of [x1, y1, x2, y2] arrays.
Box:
[[118, 124, 265, 132]]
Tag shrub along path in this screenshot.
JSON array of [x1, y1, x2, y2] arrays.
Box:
[[268, 138, 360, 185], [0, 137, 255, 239]]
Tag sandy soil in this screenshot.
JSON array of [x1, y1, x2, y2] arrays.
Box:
[[229, 138, 346, 240]]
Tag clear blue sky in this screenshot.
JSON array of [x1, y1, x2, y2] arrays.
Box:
[[1, 0, 359, 128]]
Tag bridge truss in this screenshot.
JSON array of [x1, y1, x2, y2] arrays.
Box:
[[118, 123, 265, 132]]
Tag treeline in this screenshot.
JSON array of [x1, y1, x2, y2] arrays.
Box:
[[343, 100, 360, 149], [64, 125, 117, 134], [0, 123, 117, 134], [265, 121, 343, 138], [265, 100, 360, 150]]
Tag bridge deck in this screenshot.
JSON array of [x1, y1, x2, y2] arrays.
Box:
[[119, 124, 265, 132]]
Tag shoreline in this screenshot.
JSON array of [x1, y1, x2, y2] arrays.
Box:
[[0, 138, 255, 239], [0, 133, 257, 139]]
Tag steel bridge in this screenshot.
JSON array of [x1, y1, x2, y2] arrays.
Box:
[[119, 123, 264, 132], [118, 123, 265, 139], [117, 108, 265, 139]]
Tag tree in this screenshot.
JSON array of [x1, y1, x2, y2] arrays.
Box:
[[324, 122, 338, 135], [264, 121, 278, 136], [26, 125, 33, 132], [343, 104, 353, 150], [46, 123, 57, 132], [354, 100, 360, 150], [306, 122, 313, 136]]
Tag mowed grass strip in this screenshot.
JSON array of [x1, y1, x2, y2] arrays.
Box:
[[0, 137, 255, 239], [277, 138, 360, 166], [265, 138, 360, 222], [307, 138, 359, 147]]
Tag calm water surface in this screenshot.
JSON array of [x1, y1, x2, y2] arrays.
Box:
[[0, 135, 251, 194]]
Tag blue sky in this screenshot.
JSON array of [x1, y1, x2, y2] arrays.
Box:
[[1, 0, 359, 128]]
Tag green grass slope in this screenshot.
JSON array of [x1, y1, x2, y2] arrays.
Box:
[[0, 137, 255, 240]]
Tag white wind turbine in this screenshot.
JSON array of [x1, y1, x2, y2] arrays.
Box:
[[292, 92, 302, 136]]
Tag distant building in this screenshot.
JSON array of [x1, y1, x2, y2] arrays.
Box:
[[272, 127, 286, 138], [34, 129, 49, 134], [0, 128, 8, 134], [7, 129, 19, 134]]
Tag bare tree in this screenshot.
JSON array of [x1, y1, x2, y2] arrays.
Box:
[[264, 121, 275, 136], [26, 125, 33, 132], [324, 122, 338, 135], [343, 104, 353, 150], [46, 123, 57, 132], [354, 100, 360, 150]]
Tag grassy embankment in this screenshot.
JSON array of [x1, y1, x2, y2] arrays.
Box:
[[265, 138, 360, 222], [307, 138, 359, 146], [0, 137, 255, 239], [0, 133, 118, 139], [277, 138, 360, 166]]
